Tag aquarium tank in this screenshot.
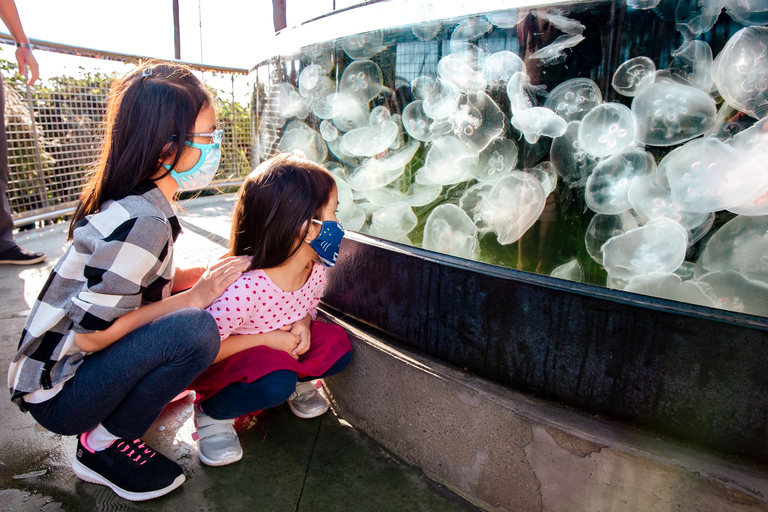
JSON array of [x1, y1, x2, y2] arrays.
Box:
[[251, 0, 768, 320]]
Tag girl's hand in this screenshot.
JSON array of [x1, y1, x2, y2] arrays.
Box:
[[290, 322, 311, 357], [187, 256, 251, 308], [265, 330, 301, 360]]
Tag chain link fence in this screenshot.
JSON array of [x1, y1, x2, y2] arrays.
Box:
[[1, 37, 253, 226]]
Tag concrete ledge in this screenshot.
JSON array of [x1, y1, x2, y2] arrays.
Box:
[[319, 309, 768, 512]]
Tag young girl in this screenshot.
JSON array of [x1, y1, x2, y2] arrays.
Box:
[[8, 61, 251, 501], [188, 153, 352, 466]]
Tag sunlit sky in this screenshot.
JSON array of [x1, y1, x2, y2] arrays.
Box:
[[0, 1, 276, 99]]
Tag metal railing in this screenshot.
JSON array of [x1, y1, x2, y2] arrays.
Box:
[[0, 34, 252, 227]]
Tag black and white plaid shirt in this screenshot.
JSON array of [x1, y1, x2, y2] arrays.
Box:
[[8, 182, 181, 410]]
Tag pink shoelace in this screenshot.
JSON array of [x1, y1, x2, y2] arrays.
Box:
[[115, 439, 157, 466]]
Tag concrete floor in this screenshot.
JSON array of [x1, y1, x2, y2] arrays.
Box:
[[0, 195, 479, 512]]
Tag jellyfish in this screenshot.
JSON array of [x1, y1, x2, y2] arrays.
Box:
[[665, 138, 761, 213], [450, 91, 505, 155], [450, 17, 494, 43], [421, 136, 477, 185], [612, 57, 656, 97], [482, 51, 526, 85], [585, 212, 639, 264], [411, 76, 436, 100], [669, 40, 714, 93], [485, 11, 524, 29], [376, 140, 420, 171], [338, 206, 366, 232], [347, 157, 408, 191], [369, 202, 418, 240], [529, 34, 585, 66], [727, 121, 768, 215], [406, 183, 443, 207], [369, 106, 391, 131], [363, 187, 406, 207], [585, 149, 655, 214], [276, 120, 327, 163], [468, 137, 519, 182], [339, 121, 399, 157], [506, 72, 547, 116], [550, 121, 599, 186], [328, 92, 370, 133], [550, 259, 583, 282], [627, 0, 662, 9], [578, 103, 637, 158], [319, 119, 338, 142], [276, 82, 311, 123], [695, 271, 768, 316], [437, 55, 488, 93], [715, 27, 768, 120], [538, 10, 586, 35], [724, 0, 768, 26], [676, 0, 723, 38], [525, 162, 558, 196], [298, 64, 327, 98], [624, 272, 721, 308], [601, 217, 688, 280], [340, 60, 383, 103], [402, 100, 434, 142], [480, 172, 547, 245], [342, 30, 387, 60], [627, 174, 710, 229], [423, 79, 461, 120], [631, 82, 716, 146], [459, 182, 495, 232], [422, 204, 480, 260], [696, 215, 768, 282], [544, 78, 603, 122], [412, 21, 442, 41], [511, 107, 568, 144]]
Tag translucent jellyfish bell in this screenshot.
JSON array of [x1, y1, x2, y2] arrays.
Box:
[[511, 107, 568, 144], [665, 138, 758, 213], [412, 21, 442, 41], [631, 82, 717, 146], [370, 202, 419, 240], [585, 212, 639, 264], [468, 137, 519, 182], [538, 11, 586, 36], [627, 174, 710, 229], [423, 79, 461, 120], [437, 55, 488, 93], [696, 271, 768, 317], [529, 34, 585, 66], [422, 136, 477, 185], [697, 215, 768, 281], [544, 78, 603, 122], [377, 141, 420, 170], [459, 182, 495, 232], [715, 27, 768, 119], [369, 106, 392, 130], [612, 57, 656, 97], [550, 259, 584, 282], [480, 171, 547, 244], [347, 158, 405, 191], [339, 121, 399, 157], [676, 0, 723, 38], [340, 60, 384, 103], [525, 161, 558, 196], [485, 11, 524, 29], [578, 103, 637, 158], [585, 149, 656, 214], [342, 30, 387, 60], [405, 183, 443, 208], [669, 40, 714, 92], [506, 72, 546, 116], [602, 217, 688, 280], [329, 93, 370, 133], [402, 101, 434, 142], [411, 76, 436, 100], [422, 204, 480, 260], [450, 17, 494, 44], [724, 0, 768, 27], [624, 272, 720, 308], [450, 91, 505, 155], [482, 51, 526, 85], [319, 119, 338, 142], [298, 65, 326, 98], [550, 121, 599, 186], [276, 121, 327, 163], [276, 82, 311, 123]]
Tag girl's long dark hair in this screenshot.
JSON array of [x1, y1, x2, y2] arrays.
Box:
[[68, 60, 211, 239], [230, 153, 336, 270]]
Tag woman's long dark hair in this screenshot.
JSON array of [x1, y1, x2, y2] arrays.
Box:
[[230, 153, 336, 270], [68, 60, 211, 239]]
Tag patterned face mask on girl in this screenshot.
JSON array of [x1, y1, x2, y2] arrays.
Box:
[[164, 130, 223, 191], [306, 219, 345, 267]]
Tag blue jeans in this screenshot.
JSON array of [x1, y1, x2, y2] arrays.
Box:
[[26, 308, 220, 440], [200, 351, 351, 420]]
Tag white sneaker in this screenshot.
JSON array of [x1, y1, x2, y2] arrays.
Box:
[[287, 380, 329, 419], [193, 406, 243, 466]]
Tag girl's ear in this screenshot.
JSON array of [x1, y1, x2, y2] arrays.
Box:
[[303, 218, 320, 241]]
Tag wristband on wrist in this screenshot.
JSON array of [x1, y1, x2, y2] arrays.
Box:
[[15, 42, 31, 49]]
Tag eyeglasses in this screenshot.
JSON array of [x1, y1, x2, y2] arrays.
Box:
[[187, 129, 223, 148]]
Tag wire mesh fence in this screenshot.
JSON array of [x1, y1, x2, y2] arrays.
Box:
[[1, 38, 252, 226]]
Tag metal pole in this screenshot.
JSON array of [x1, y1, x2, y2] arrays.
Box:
[[231, 75, 239, 173], [198, 0, 204, 62], [173, 0, 181, 60], [23, 73, 49, 208]]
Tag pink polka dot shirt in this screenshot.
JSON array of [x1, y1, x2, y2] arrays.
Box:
[[206, 263, 325, 340]]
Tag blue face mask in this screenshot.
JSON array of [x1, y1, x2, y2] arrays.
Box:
[[307, 219, 345, 267], [163, 130, 223, 191]]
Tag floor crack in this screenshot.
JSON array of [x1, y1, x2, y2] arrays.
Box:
[[294, 415, 324, 512]]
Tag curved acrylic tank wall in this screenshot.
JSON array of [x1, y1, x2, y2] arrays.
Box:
[[250, 0, 768, 461]]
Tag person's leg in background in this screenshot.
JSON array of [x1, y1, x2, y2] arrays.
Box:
[[0, 71, 45, 265]]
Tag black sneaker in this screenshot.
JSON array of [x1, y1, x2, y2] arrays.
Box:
[[0, 245, 45, 265], [72, 433, 186, 501]]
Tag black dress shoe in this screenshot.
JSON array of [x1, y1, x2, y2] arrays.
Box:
[[0, 245, 46, 265]]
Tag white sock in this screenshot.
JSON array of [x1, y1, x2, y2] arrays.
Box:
[[85, 424, 119, 451]]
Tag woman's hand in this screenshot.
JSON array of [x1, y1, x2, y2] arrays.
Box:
[[186, 256, 251, 309]]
